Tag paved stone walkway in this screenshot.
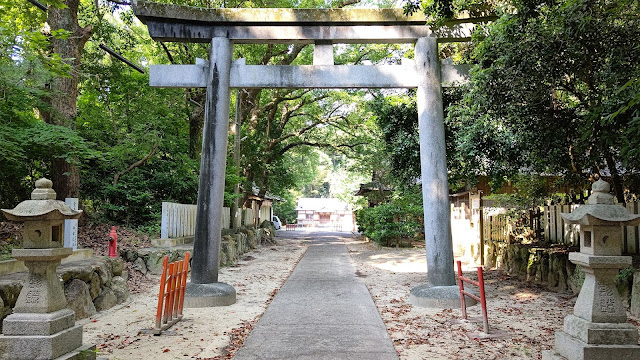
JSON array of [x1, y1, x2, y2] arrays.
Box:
[[234, 231, 398, 360]]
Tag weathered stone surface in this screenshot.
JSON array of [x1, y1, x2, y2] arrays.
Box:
[[93, 288, 117, 312], [146, 252, 167, 275], [221, 228, 236, 237], [552, 329, 640, 360], [94, 262, 112, 287], [563, 314, 638, 345], [409, 284, 468, 308], [121, 248, 138, 262], [108, 257, 124, 277], [13, 258, 69, 314], [547, 179, 640, 359], [616, 270, 633, 310], [64, 279, 96, 320], [219, 248, 228, 268], [183, 282, 236, 308], [2, 309, 75, 336], [132, 257, 147, 275], [631, 271, 640, 316], [110, 276, 129, 304], [0, 276, 23, 309], [59, 263, 93, 283], [0, 296, 10, 333], [568, 262, 585, 294], [135, 2, 427, 25], [0, 323, 85, 360], [237, 233, 247, 254], [259, 220, 274, 231], [221, 237, 236, 266], [245, 230, 255, 248], [88, 272, 101, 300]]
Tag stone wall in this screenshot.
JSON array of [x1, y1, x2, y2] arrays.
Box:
[[485, 241, 640, 314], [0, 257, 129, 331], [0, 226, 275, 330], [121, 226, 274, 275]]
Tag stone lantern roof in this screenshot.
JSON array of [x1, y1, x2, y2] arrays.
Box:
[[561, 179, 640, 226], [1, 178, 82, 221]]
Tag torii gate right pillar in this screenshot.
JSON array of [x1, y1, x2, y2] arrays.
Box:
[[410, 37, 464, 307]]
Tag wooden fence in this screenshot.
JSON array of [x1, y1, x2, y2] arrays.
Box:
[[543, 204, 580, 246], [480, 202, 640, 255], [259, 206, 271, 225], [161, 202, 231, 239], [243, 208, 255, 227]]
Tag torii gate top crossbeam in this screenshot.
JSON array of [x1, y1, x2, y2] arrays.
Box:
[[132, 0, 494, 44]]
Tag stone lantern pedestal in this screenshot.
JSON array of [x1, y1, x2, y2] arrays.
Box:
[[0, 179, 95, 360], [543, 180, 640, 360]]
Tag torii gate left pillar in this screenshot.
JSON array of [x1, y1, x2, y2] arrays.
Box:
[[185, 36, 237, 307], [134, 0, 491, 308]]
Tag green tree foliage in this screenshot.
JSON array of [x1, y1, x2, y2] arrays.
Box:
[[2, 0, 384, 228], [356, 187, 423, 246], [447, 0, 640, 200], [0, 1, 97, 207], [273, 192, 297, 224], [368, 88, 464, 190], [369, 91, 420, 188]]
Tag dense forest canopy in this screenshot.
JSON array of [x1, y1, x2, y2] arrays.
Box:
[[1, 0, 638, 230]]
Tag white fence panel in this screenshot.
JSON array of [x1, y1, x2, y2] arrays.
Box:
[[221, 207, 231, 229], [243, 208, 255, 227], [161, 202, 231, 239]]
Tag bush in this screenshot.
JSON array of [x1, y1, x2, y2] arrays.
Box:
[[356, 189, 423, 247]]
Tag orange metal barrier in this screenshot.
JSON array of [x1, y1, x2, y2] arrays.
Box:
[[154, 252, 190, 335], [285, 224, 296, 231]]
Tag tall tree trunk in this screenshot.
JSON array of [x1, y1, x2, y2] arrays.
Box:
[[604, 153, 625, 204], [43, 0, 92, 199]]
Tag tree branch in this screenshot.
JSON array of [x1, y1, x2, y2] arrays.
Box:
[[335, 0, 361, 8], [112, 143, 159, 186], [160, 42, 176, 64], [277, 141, 366, 157], [107, 0, 131, 5]]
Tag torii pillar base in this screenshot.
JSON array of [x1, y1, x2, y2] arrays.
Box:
[[410, 284, 476, 308], [183, 283, 236, 308]]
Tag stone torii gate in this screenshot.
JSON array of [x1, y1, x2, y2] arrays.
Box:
[[133, 0, 489, 307]]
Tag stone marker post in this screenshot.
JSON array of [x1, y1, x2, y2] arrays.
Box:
[[0, 179, 95, 360], [184, 37, 237, 307], [409, 37, 464, 308], [543, 179, 640, 360], [64, 197, 79, 250]]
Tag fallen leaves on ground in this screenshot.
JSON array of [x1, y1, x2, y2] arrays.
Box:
[[344, 240, 638, 360]]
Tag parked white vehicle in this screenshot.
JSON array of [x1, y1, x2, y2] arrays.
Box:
[[272, 215, 282, 230]]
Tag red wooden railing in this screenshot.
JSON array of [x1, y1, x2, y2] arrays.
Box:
[[154, 252, 190, 335], [456, 260, 489, 333]]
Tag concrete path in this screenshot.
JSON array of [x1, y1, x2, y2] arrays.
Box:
[[234, 231, 397, 360]]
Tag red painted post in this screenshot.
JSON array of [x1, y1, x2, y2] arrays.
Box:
[[456, 261, 468, 319], [164, 263, 175, 324], [456, 260, 490, 333], [178, 252, 190, 317], [478, 266, 489, 333], [172, 260, 183, 318], [155, 256, 169, 330]]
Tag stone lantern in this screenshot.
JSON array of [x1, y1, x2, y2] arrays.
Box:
[[543, 179, 640, 360], [0, 178, 95, 359]]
